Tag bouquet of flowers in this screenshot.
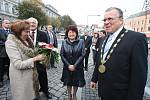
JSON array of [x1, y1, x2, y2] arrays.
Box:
[[34, 42, 59, 66]]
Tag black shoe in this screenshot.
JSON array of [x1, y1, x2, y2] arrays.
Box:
[[39, 88, 42, 92], [0, 82, 3, 88], [33, 98, 39, 100], [85, 68, 88, 71], [51, 66, 57, 68], [46, 94, 52, 99]]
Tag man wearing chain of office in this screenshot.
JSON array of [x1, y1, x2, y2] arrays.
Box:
[[90, 7, 148, 100]]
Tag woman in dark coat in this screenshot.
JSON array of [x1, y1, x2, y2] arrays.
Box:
[[60, 25, 85, 100]]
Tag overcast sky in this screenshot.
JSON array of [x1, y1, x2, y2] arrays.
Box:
[[42, 0, 145, 26]]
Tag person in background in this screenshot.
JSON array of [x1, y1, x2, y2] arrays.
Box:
[[80, 30, 92, 71], [5, 20, 45, 100], [95, 30, 106, 52], [27, 17, 52, 99], [91, 32, 99, 65], [0, 19, 11, 87], [46, 25, 58, 68], [90, 7, 148, 100], [60, 25, 85, 100], [98, 30, 106, 38]]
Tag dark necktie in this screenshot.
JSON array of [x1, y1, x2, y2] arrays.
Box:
[[31, 31, 35, 40], [5, 29, 9, 35]]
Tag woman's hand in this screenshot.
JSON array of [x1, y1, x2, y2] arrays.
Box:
[[90, 82, 96, 90], [33, 54, 46, 62], [68, 65, 76, 71]]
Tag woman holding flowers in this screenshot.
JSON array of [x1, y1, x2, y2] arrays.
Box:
[[5, 20, 45, 100], [60, 25, 85, 100]]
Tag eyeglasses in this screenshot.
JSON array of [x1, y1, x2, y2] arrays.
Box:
[[102, 16, 121, 22]]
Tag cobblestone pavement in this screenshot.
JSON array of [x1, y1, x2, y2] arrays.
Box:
[[0, 59, 99, 100], [143, 53, 150, 100], [81, 63, 100, 100], [0, 78, 12, 100], [0, 52, 150, 100]]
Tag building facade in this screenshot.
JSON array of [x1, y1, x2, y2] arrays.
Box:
[[124, 10, 150, 33], [0, 0, 60, 23], [44, 4, 60, 18], [0, 0, 19, 22]]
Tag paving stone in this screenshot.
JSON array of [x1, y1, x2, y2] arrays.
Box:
[[55, 91, 64, 97], [0, 94, 6, 98], [59, 88, 67, 93], [49, 89, 57, 94], [0, 98, 7, 100], [53, 85, 61, 90]]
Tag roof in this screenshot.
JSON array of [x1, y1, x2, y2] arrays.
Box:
[[126, 10, 150, 19]]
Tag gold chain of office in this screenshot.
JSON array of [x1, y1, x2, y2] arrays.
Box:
[[98, 30, 128, 73]]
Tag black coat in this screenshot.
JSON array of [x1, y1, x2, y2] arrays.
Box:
[[0, 28, 10, 57], [35, 29, 49, 94], [91, 28, 148, 100], [36, 30, 49, 70], [60, 39, 85, 87], [36, 30, 49, 45], [80, 35, 92, 54], [95, 37, 106, 52]]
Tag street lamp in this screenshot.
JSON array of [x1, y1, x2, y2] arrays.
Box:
[[87, 15, 101, 27]]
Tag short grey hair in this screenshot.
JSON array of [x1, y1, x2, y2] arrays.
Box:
[[2, 19, 10, 23], [27, 17, 38, 24], [105, 7, 123, 18]]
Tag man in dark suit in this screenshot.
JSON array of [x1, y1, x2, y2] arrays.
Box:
[[90, 7, 148, 100], [0, 19, 11, 87], [27, 17, 52, 99], [46, 25, 58, 68], [80, 31, 92, 71]]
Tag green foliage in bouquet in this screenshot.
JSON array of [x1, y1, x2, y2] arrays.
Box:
[[34, 43, 60, 66], [51, 51, 59, 63]]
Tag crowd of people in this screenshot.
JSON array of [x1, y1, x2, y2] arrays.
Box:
[[0, 7, 148, 100]]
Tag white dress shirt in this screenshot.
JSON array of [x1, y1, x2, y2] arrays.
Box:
[[103, 26, 123, 60], [30, 30, 37, 47]]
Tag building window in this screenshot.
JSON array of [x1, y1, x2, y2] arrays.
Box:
[[130, 22, 131, 26], [5, 3, 9, 12], [12, 5, 17, 14], [0, 2, 2, 11], [148, 26, 150, 31], [141, 27, 143, 32], [137, 28, 139, 32], [142, 20, 144, 24]]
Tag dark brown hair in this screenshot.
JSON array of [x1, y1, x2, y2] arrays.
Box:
[[11, 20, 34, 48], [100, 30, 106, 35], [65, 25, 78, 39]]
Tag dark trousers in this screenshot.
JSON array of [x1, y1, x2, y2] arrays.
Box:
[[84, 53, 90, 70], [92, 49, 97, 65], [100, 93, 127, 100], [0, 57, 9, 82], [36, 63, 48, 94], [50, 56, 54, 67]]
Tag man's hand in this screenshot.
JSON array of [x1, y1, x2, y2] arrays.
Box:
[[68, 65, 75, 71], [85, 48, 87, 51], [90, 81, 96, 90]]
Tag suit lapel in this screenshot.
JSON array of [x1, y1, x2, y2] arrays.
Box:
[[2, 29, 8, 39]]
